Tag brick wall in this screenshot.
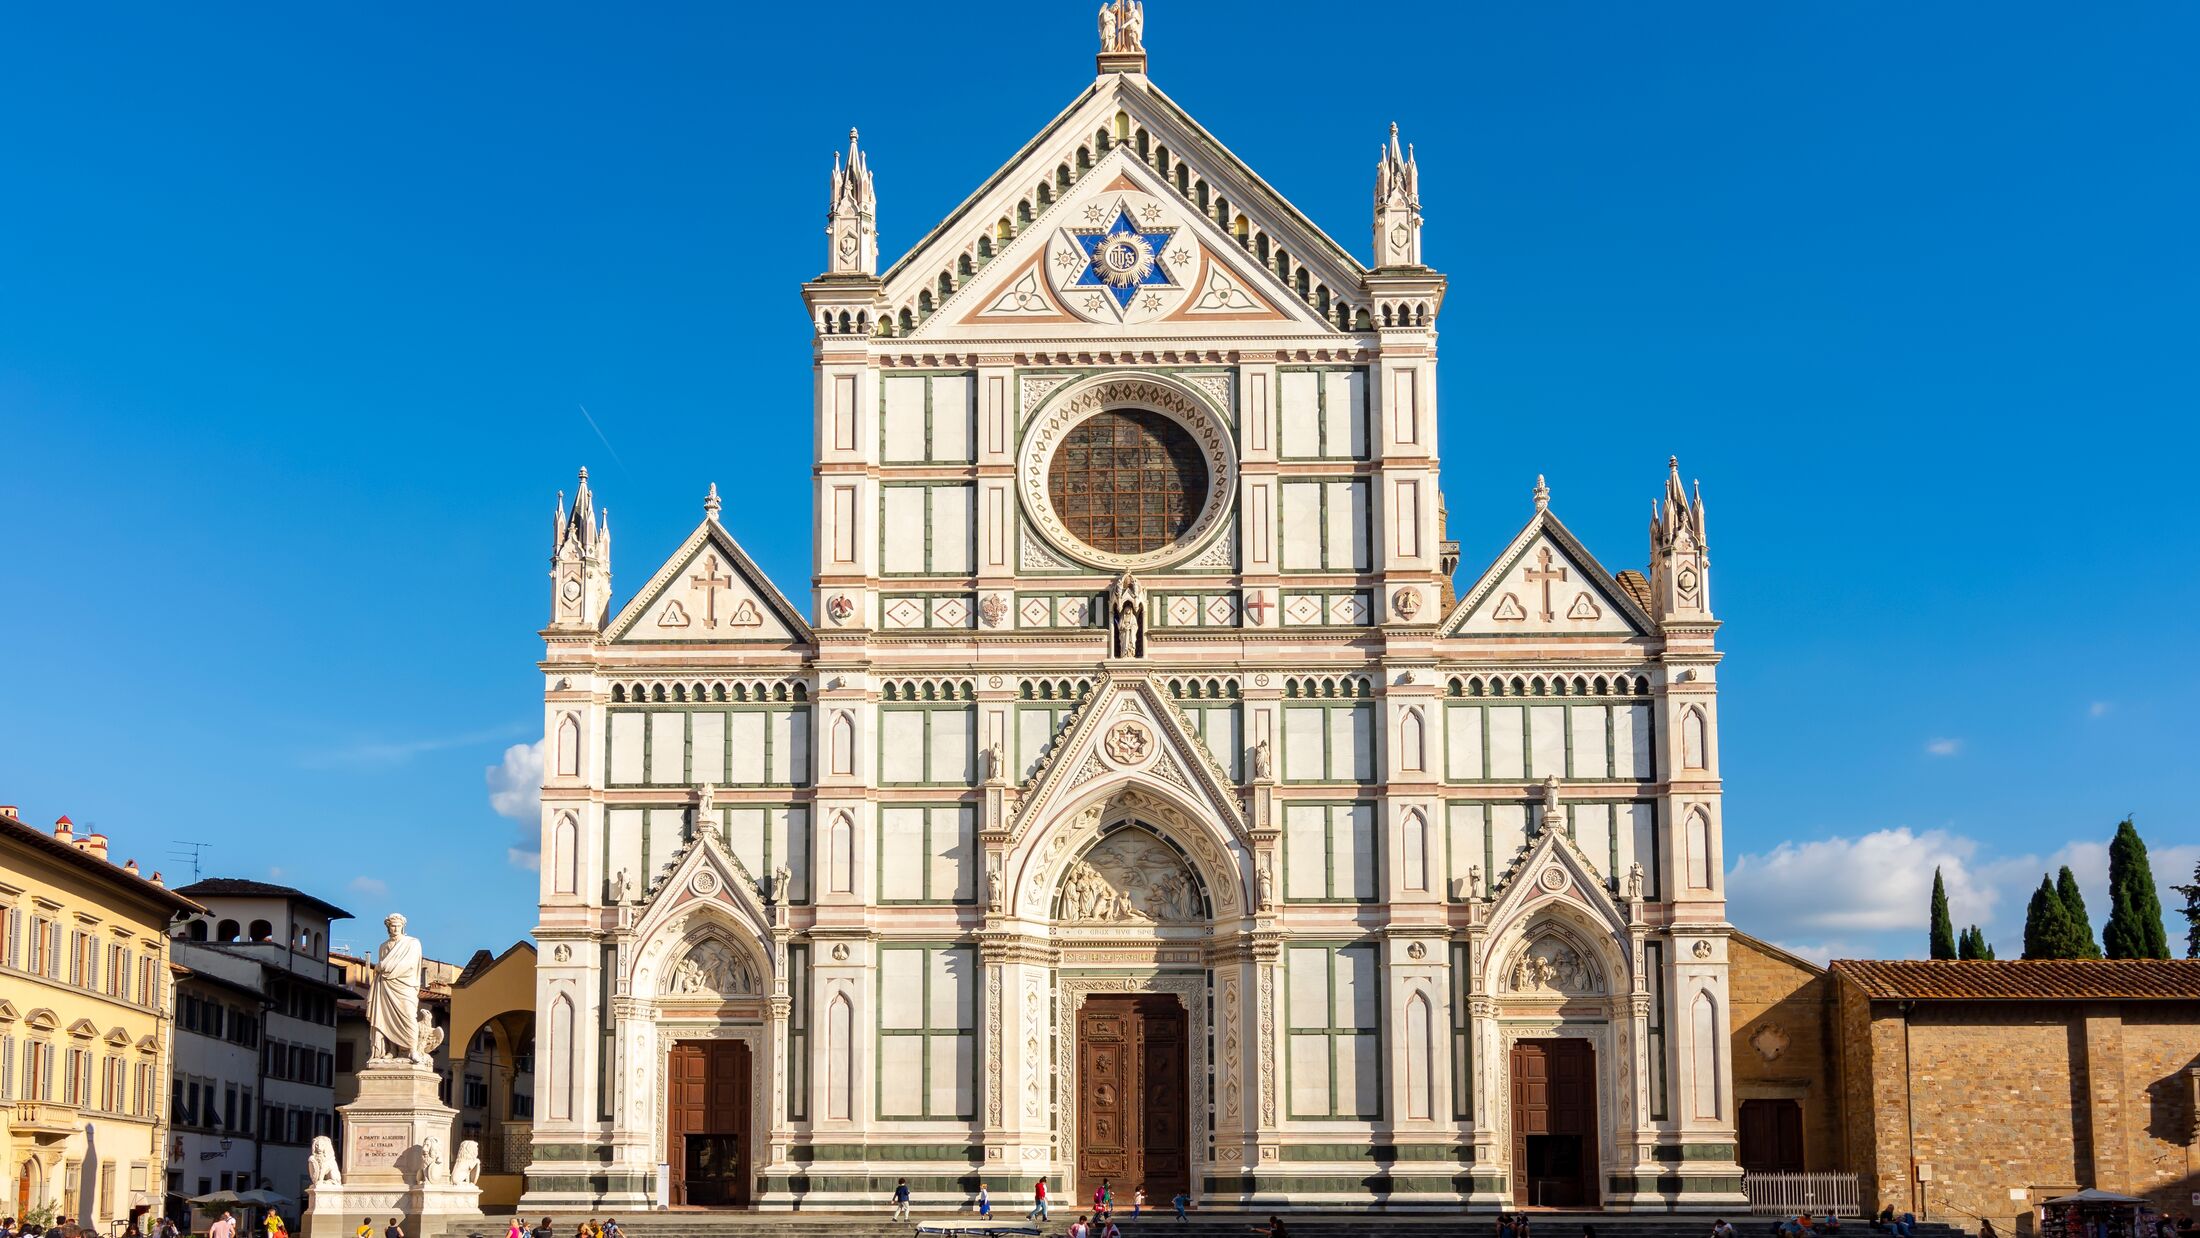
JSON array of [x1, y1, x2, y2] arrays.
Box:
[[1729, 936, 1843, 1171], [1831, 982, 2200, 1229]]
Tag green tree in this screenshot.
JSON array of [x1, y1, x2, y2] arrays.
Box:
[[2023, 874, 2085, 959], [1958, 925, 1995, 960], [2056, 866, 2103, 958], [2172, 859, 2200, 959], [1929, 867, 1958, 960], [2102, 818, 2170, 959]]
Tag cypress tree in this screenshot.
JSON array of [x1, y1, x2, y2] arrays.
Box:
[[1958, 925, 1995, 960], [2102, 818, 2170, 959], [2173, 859, 2200, 959], [2056, 866, 2103, 958], [2023, 875, 2082, 960], [1928, 868, 1958, 959]]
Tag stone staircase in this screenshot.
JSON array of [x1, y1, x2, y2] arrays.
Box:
[[426, 1217, 1975, 1238]]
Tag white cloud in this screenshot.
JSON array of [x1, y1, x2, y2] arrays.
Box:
[[487, 741, 544, 823], [487, 740, 547, 871], [1924, 738, 1962, 757], [1726, 827, 2003, 957], [2088, 701, 2113, 718], [349, 875, 390, 899], [268, 866, 285, 879]]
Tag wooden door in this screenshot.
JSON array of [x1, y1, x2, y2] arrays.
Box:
[[1076, 994, 1189, 1202], [1510, 1038, 1598, 1208], [665, 1041, 752, 1207], [1738, 1098, 1804, 1173]]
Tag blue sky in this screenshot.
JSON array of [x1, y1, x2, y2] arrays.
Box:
[[3, 3, 2195, 962]]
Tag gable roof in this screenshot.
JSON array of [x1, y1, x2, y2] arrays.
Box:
[[1830, 958, 2200, 1001], [882, 71, 1369, 334], [1439, 505, 1656, 638], [176, 876, 352, 922], [0, 810, 203, 917], [604, 513, 814, 646], [1009, 671, 1249, 845]]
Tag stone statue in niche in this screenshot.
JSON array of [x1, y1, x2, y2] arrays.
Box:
[[1058, 830, 1199, 925], [985, 854, 1004, 913], [1625, 862, 1644, 901], [1249, 738, 1272, 782], [1109, 573, 1147, 658], [666, 940, 755, 996], [772, 865, 792, 903], [1506, 936, 1603, 996], [609, 868, 630, 904]]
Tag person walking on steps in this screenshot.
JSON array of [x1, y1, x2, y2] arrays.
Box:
[[892, 1177, 912, 1223], [977, 1182, 991, 1219], [1174, 1189, 1191, 1221], [1031, 1178, 1051, 1221], [1133, 1188, 1146, 1219]]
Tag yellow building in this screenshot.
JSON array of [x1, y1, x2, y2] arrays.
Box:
[[444, 943, 534, 1213], [1, 808, 199, 1229]]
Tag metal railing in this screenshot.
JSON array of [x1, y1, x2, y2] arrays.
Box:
[[1746, 1172, 1864, 1217]]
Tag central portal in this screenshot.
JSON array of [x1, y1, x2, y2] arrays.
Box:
[[1510, 1037, 1598, 1208], [1075, 994, 1190, 1201], [666, 1040, 752, 1207]]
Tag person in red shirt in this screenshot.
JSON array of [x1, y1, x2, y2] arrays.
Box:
[[1029, 1179, 1050, 1222]]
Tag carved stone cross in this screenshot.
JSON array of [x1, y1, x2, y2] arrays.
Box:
[[690, 554, 735, 627], [1243, 592, 1271, 626], [1524, 545, 1568, 622]]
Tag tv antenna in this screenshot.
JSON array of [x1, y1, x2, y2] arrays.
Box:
[[168, 841, 212, 884]]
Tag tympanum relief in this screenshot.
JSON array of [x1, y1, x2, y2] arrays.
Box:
[[1057, 829, 1202, 926], [1503, 935, 1606, 996], [663, 940, 757, 997]]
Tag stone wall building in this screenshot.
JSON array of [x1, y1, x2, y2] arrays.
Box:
[[522, 7, 1743, 1213], [169, 879, 354, 1215], [1829, 960, 2200, 1231], [0, 808, 196, 1230], [1727, 934, 1844, 1177]]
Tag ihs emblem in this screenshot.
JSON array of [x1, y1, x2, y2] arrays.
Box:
[[1069, 201, 1180, 310]]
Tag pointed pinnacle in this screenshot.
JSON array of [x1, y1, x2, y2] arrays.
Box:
[[1533, 474, 1550, 511], [704, 482, 722, 517]]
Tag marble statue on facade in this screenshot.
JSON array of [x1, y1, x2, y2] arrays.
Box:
[[307, 1135, 341, 1187], [1110, 573, 1146, 658]]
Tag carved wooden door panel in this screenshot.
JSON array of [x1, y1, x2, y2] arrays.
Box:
[[1511, 1038, 1596, 1208], [1077, 1001, 1134, 1196], [1137, 998, 1191, 1199], [1510, 1040, 1548, 1206], [1078, 995, 1190, 1200]]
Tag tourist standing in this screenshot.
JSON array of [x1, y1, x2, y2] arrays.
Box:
[[1133, 1188, 1145, 1219]]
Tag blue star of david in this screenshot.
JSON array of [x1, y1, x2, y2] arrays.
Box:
[[1071, 205, 1178, 309]]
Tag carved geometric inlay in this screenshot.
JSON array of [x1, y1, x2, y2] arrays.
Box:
[[1492, 592, 1527, 621], [1102, 720, 1153, 767]]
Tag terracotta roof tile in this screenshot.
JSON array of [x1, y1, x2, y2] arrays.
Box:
[[1615, 569, 1653, 613], [1829, 958, 2200, 1001]]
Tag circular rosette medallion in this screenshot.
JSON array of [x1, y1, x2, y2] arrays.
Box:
[[1051, 191, 1194, 325]]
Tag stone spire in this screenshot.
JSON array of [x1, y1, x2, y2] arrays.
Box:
[[703, 482, 722, 519], [826, 128, 878, 277], [1648, 455, 1711, 622], [550, 466, 613, 632], [1374, 122, 1423, 267]]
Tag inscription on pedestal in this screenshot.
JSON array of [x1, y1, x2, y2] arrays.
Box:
[[352, 1129, 409, 1170]]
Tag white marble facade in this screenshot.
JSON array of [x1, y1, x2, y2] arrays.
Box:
[[523, 15, 1741, 1214]]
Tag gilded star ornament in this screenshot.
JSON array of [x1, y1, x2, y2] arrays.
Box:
[[1071, 204, 1179, 309]]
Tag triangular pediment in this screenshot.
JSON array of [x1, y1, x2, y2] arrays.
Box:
[[0, 999, 17, 1022], [66, 1017, 99, 1039], [1441, 509, 1654, 638], [922, 146, 1333, 338], [885, 74, 1369, 339], [1011, 672, 1249, 844], [103, 1025, 131, 1047], [628, 810, 776, 958], [1483, 826, 1631, 950], [606, 517, 813, 646]]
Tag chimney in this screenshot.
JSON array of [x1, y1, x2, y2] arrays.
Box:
[[86, 833, 109, 860], [150, 871, 166, 888], [124, 859, 141, 876], [53, 815, 75, 843], [0, 805, 18, 821]]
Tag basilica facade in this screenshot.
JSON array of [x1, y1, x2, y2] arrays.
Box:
[[522, 8, 1740, 1213]]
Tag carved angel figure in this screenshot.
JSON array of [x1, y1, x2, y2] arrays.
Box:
[[307, 1135, 341, 1187], [1625, 861, 1644, 900], [450, 1140, 482, 1186]]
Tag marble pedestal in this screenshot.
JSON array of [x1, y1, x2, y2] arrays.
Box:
[[306, 1063, 483, 1238]]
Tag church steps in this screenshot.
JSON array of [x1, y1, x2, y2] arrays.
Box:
[[427, 1219, 1973, 1238]]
